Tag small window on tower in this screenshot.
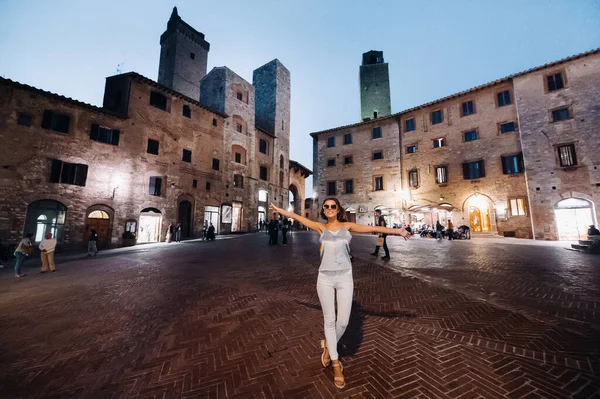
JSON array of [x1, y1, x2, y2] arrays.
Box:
[[190, 52, 195, 60], [182, 105, 191, 118], [236, 92, 243, 101]]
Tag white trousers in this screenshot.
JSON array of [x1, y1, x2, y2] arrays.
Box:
[[316, 270, 354, 360]]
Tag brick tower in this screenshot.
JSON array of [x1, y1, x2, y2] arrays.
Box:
[[359, 50, 391, 121], [157, 7, 210, 100]]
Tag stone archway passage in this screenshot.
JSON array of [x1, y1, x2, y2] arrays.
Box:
[[289, 184, 301, 215], [86, 210, 111, 248], [25, 200, 67, 244]]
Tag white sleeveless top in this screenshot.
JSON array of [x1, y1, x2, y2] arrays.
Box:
[[319, 227, 352, 272]]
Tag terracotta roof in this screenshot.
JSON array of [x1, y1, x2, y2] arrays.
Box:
[[289, 160, 312, 176], [117, 72, 228, 118], [310, 47, 600, 137], [309, 114, 397, 137], [0, 76, 126, 118]]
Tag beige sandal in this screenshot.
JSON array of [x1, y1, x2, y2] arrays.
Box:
[[332, 362, 345, 389], [320, 340, 330, 367]]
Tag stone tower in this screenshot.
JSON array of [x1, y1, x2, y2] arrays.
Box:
[[359, 50, 391, 121], [253, 59, 291, 196], [157, 7, 210, 100]]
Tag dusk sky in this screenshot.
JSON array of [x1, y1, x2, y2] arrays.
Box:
[[1, 0, 599, 197]]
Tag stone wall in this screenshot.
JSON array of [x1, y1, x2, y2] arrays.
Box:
[[514, 53, 600, 239], [0, 75, 226, 248], [312, 116, 402, 225]]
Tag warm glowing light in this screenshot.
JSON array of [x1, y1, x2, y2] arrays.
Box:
[[112, 173, 123, 188]]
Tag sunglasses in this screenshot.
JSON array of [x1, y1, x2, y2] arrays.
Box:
[[323, 204, 337, 210]]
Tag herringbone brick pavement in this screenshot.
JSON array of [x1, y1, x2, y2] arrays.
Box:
[[0, 232, 598, 398]]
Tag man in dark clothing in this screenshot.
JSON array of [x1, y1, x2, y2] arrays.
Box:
[[371, 210, 390, 260], [588, 225, 600, 237], [175, 223, 182, 242], [281, 218, 289, 245], [435, 221, 444, 240], [268, 220, 278, 245]]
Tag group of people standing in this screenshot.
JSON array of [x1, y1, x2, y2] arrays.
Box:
[[263, 218, 291, 245], [11, 232, 58, 278], [165, 221, 216, 242]]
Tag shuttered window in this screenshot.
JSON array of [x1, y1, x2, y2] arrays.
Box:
[[50, 159, 88, 186]]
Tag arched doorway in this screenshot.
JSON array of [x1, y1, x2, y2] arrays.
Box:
[[24, 200, 67, 243], [554, 198, 595, 240], [178, 200, 192, 239], [138, 208, 162, 243], [258, 206, 266, 227], [258, 189, 269, 224], [469, 206, 484, 232], [86, 210, 111, 248], [465, 194, 492, 233]]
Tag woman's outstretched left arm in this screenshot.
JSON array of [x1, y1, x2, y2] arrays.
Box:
[[345, 223, 411, 240]]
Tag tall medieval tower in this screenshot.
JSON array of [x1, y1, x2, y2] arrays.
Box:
[[359, 50, 391, 121], [253, 59, 291, 198], [158, 7, 210, 100]]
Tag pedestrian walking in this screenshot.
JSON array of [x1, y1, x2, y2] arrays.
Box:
[[88, 229, 98, 256], [268, 220, 278, 245], [435, 221, 444, 240], [202, 221, 208, 240], [269, 198, 411, 389], [166, 223, 173, 243], [175, 223, 182, 242], [39, 232, 57, 272], [447, 220, 454, 241], [206, 223, 216, 241], [370, 209, 391, 260], [259, 220, 264, 232], [281, 217, 289, 245], [14, 233, 34, 278]]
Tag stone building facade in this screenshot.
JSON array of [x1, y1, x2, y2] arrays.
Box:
[[311, 48, 600, 240], [0, 8, 308, 250], [311, 116, 402, 225], [514, 51, 600, 240]]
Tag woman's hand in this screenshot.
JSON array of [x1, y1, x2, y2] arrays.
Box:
[[396, 228, 412, 241], [269, 202, 280, 214]]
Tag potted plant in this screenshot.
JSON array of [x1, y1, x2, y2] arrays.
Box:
[[122, 231, 137, 247]]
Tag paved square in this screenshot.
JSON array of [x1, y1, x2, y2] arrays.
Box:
[[0, 232, 599, 398]]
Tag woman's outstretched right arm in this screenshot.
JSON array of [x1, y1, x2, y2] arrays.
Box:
[[269, 203, 324, 234]]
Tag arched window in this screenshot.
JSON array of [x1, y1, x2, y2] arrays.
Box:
[[88, 210, 109, 219], [25, 200, 67, 243], [280, 155, 284, 168], [232, 115, 246, 134], [232, 144, 247, 165]]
